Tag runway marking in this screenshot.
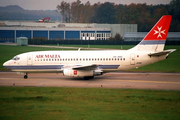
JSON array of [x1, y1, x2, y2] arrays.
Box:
[[1, 78, 180, 84], [105, 80, 180, 84]]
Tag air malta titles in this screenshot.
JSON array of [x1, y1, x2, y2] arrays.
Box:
[[35, 54, 60, 58]]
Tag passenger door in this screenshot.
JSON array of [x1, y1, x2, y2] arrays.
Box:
[[27, 54, 33, 65], [130, 54, 135, 65]]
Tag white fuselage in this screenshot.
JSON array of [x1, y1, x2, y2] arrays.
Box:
[[3, 50, 167, 73]]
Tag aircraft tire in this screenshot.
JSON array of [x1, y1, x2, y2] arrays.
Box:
[[84, 76, 94, 80], [24, 75, 28, 79]]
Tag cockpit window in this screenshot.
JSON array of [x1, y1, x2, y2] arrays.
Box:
[[12, 56, 20, 61]]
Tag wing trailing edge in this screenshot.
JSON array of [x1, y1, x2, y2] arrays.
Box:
[[72, 64, 98, 70]]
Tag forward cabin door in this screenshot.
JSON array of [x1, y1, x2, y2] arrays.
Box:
[[130, 54, 135, 65], [27, 54, 33, 65]]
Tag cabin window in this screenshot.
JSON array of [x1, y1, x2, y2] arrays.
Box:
[[123, 58, 125, 60]]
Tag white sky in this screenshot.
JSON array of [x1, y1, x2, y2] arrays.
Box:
[[0, 0, 172, 10]]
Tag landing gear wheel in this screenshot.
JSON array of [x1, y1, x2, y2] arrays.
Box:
[[84, 76, 94, 80], [24, 73, 28, 79], [24, 75, 28, 79], [89, 76, 94, 79], [84, 77, 89, 80]]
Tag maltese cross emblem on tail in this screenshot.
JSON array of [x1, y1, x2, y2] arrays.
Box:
[[154, 26, 166, 38], [142, 15, 172, 40]]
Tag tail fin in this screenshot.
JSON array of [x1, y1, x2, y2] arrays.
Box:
[[131, 15, 172, 52]]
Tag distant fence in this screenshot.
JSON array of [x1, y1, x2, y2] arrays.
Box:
[[1, 39, 180, 45], [165, 41, 180, 45], [27, 39, 180, 45], [28, 39, 140, 45]]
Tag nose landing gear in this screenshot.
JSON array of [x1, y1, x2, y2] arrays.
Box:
[[24, 73, 28, 79]]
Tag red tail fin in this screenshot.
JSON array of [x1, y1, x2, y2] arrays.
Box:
[[130, 15, 172, 52], [143, 15, 172, 40]]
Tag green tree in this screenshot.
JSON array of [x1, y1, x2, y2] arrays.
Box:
[[115, 5, 129, 23], [95, 2, 115, 23], [169, 0, 180, 20], [57, 1, 71, 23], [114, 33, 123, 41]]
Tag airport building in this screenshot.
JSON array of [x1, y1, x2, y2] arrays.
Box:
[[0, 21, 137, 43], [124, 32, 180, 41]]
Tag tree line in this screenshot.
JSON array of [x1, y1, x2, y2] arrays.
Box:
[[56, 0, 180, 32]]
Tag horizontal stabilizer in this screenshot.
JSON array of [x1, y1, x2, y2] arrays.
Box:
[[148, 49, 176, 56]]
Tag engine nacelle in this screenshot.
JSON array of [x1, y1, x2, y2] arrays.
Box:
[[63, 69, 93, 77], [63, 69, 103, 77]]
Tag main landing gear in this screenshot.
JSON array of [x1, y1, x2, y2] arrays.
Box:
[[24, 73, 28, 79], [84, 76, 94, 80]]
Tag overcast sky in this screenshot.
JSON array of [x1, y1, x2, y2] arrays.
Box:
[[0, 0, 172, 10]]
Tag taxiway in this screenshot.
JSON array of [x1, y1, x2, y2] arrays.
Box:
[[0, 72, 180, 90]]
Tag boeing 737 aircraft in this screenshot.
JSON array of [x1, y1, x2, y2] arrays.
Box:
[[3, 15, 176, 79]]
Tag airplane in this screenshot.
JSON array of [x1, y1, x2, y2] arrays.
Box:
[[3, 15, 176, 80]]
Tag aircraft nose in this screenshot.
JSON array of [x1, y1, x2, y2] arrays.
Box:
[[3, 61, 9, 67]]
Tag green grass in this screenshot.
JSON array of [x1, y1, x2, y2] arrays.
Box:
[[0, 45, 180, 72], [0, 87, 180, 120]]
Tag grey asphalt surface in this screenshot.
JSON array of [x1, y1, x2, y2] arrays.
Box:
[[0, 72, 180, 90]]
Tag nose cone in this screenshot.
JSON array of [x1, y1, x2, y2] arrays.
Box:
[[3, 61, 9, 68]]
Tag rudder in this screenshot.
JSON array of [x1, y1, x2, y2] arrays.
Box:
[[131, 15, 172, 52]]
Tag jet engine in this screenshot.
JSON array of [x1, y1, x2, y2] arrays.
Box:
[[63, 69, 103, 78]]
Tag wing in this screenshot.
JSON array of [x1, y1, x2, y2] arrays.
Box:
[[62, 64, 98, 70], [72, 64, 98, 70], [148, 49, 176, 57]]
